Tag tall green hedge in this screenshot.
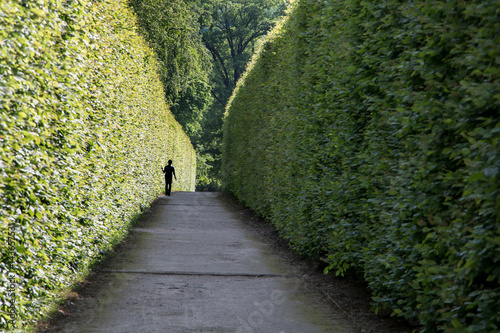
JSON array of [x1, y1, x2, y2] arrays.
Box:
[[222, 0, 500, 331], [0, 0, 195, 330]]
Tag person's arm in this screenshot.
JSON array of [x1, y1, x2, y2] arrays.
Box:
[[173, 168, 177, 180]]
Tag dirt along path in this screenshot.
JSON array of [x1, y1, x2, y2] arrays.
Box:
[[39, 192, 413, 333]]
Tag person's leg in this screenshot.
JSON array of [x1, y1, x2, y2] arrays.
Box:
[[167, 182, 172, 196]]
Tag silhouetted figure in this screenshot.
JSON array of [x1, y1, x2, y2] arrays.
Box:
[[162, 160, 177, 196]]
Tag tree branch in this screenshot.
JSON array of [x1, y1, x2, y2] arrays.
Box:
[[211, 90, 225, 106], [206, 44, 231, 88], [240, 29, 268, 54]]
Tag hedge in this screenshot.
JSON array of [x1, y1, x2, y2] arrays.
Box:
[[0, 0, 195, 330], [222, 0, 500, 331]]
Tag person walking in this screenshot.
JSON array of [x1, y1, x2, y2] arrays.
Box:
[[162, 160, 177, 196]]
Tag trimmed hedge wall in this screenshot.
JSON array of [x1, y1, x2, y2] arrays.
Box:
[[0, 0, 195, 329], [222, 0, 499, 331]]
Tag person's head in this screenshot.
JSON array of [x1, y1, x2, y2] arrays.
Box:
[[168, 160, 172, 165]]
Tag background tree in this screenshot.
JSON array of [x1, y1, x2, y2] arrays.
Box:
[[195, 0, 287, 190], [130, 0, 287, 190], [130, 0, 212, 139]]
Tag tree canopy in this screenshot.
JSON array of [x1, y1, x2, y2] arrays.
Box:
[[201, 0, 284, 104], [195, 0, 287, 189], [130, 0, 213, 139], [130, 0, 287, 189]]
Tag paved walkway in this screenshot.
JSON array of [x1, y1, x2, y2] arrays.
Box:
[[56, 192, 355, 333]]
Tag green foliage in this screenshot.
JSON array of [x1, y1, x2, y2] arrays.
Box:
[[196, 0, 287, 190], [222, 0, 500, 331], [129, 0, 213, 139], [0, 0, 195, 330], [201, 0, 285, 95], [129, 0, 285, 190]]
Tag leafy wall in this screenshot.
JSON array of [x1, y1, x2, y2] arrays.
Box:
[[0, 0, 195, 329], [222, 0, 499, 331], [129, 0, 213, 139]]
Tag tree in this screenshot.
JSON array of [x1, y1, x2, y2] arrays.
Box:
[[130, 0, 287, 190], [201, 0, 285, 105], [130, 0, 212, 139], [195, 0, 287, 190]]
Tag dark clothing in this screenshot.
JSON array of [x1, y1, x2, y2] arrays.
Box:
[[162, 164, 176, 196], [165, 182, 172, 196], [163, 165, 175, 182]]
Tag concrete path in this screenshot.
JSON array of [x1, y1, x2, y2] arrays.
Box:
[[56, 192, 356, 333]]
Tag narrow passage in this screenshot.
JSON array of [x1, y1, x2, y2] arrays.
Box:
[[49, 192, 358, 333]]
